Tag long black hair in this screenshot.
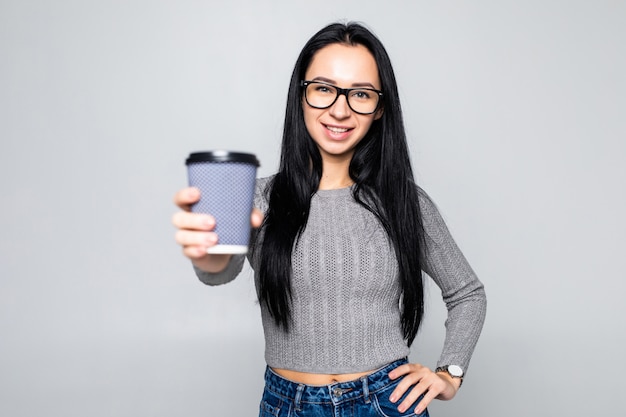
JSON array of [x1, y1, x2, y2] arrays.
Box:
[[258, 22, 426, 346]]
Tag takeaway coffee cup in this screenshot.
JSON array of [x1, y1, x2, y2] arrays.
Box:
[[186, 150, 260, 254]]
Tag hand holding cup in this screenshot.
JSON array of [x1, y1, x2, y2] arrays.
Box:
[[173, 151, 262, 273]]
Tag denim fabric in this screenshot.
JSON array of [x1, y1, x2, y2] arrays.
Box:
[[259, 358, 429, 417]]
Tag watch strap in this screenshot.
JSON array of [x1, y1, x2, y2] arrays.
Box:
[[435, 365, 464, 388]]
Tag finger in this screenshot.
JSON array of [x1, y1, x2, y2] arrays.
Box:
[[172, 211, 216, 231], [389, 371, 423, 403], [182, 245, 211, 260], [405, 375, 448, 414], [388, 363, 414, 380], [175, 230, 218, 247], [251, 208, 264, 228], [397, 384, 430, 414], [414, 388, 439, 415], [173, 187, 201, 210]]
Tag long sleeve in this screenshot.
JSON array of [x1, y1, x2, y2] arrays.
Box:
[[418, 189, 487, 373], [193, 254, 245, 286]]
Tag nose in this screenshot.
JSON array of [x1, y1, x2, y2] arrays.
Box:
[[329, 93, 351, 119]]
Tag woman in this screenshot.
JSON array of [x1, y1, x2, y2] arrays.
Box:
[[173, 22, 486, 416]]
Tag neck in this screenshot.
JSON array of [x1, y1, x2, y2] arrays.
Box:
[[318, 156, 353, 190]]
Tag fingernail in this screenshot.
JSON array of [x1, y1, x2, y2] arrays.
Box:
[[389, 395, 397, 403]]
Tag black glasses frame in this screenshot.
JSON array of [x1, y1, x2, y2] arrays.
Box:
[[301, 80, 383, 115]]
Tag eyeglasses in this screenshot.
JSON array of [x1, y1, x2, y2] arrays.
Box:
[[301, 80, 383, 115]]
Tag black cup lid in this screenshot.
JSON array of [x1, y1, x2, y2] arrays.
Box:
[[186, 150, 260, 166]]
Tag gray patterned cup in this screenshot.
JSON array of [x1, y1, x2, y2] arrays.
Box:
[[186, 151, 260, 254]]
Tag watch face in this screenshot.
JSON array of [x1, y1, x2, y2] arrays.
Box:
[[448, 365, 463, 377]]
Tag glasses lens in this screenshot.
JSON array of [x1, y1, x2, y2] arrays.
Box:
[[305, 83, 337, 109], [347, 89, 379, 114], [305, 82, 380, 114]]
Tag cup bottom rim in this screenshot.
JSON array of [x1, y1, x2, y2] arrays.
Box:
[[206, 245, 248, 254]]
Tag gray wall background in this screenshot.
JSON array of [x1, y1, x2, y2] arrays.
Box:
[[1, 0, 624, 415]]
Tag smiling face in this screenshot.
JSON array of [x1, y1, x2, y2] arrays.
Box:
[[302, 43, 383, 165]]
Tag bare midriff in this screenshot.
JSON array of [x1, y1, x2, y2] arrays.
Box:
[[271, 367, 376, 385]]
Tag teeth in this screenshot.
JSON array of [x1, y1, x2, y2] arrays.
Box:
[[327, 126, 349, 133]]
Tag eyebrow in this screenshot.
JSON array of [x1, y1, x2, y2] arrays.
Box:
[[311, 76, 378, 89]]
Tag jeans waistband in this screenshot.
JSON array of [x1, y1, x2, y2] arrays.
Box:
[[263, 358, 407, 405]]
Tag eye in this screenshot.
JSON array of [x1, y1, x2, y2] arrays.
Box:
[[313, 83, 335, 94], [350, 90, 373, 101]]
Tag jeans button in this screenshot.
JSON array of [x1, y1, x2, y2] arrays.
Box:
[[333, 387, 343, 397]]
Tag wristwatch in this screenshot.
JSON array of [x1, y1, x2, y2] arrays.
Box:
[[435, 365, 464, 387]]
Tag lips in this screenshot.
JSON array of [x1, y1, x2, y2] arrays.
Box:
[[323, 123, 353, 139]]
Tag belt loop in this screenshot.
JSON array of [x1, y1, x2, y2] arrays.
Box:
[[294, 384, 305, 411], [362, 376, 370, 404]]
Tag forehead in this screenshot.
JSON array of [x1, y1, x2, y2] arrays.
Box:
[[305, 43, 380, 88]]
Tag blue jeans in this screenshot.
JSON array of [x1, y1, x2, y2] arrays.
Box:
[[259, 358, 429, 417]]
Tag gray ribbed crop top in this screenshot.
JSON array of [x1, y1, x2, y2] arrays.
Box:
[[195, 176, 486, 374]]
